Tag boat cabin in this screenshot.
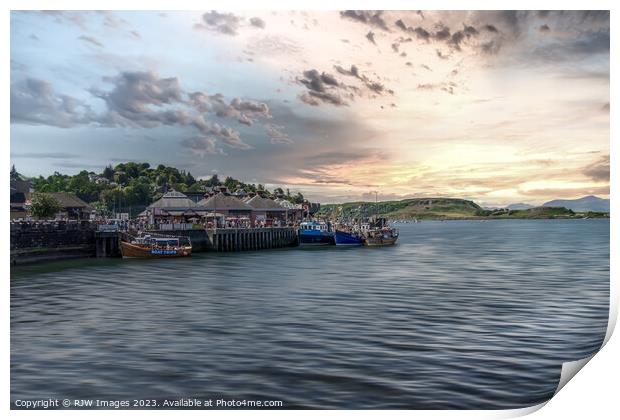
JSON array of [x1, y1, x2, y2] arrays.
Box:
[[299, 221, 330, 232]]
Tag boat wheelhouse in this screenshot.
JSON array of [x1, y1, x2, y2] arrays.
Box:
[[297, 220, 335, 246]]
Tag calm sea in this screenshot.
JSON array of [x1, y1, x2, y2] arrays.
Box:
[[11, 219, 609, 409]]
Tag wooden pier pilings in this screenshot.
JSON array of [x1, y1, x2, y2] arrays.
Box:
[[144, 227, 298, 252], [208, 227, 297, 252]]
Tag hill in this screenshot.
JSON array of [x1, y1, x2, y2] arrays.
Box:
[[12, 162, 306, 216], [506, 203, 535, 210], [320, 198, 484, 220], [320, 199, 609, 220], [543, 195, 609, 212]]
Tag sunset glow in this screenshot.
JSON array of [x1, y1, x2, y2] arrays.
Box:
[[10, 10, 609, 205]]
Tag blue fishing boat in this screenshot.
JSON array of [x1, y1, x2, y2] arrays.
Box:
[[298, 221, 335, 246], [334, 229, 363, 246]]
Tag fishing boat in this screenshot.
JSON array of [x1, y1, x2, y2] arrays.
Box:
[[334, 228, 363, 246], [120, 234, 192, 258], [361, 218, 399, 247], [298, 220, 335, 246], [363, 227, 399, 246]]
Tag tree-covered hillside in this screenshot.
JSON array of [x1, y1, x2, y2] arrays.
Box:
[[15, 162, 305, 215]]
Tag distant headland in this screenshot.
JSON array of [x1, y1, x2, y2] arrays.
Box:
[[319, 197, 609, 220]]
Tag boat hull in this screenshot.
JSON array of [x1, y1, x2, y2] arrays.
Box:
[[335, 230, 363, 246], [363, 234, 398, 247], [297, 230, 335, 246], [120, 241, 192, 258]]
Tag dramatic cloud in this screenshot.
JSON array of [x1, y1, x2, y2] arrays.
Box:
[[264, 123, 293, 144], [340, 10, 389, 31], [191, 116, 250, 149], [201, 93, 270, 126], [78, 35, 103, 48], [10, 78, 94, 127], [366, 31, 376, 45], [92, 71, 185, 126], [582, 155, 610, 181], [297, 69, 350, 106], [433, 26, 451, 41], [180, 137, 224, 156], [194, 11, 267, 35], [417, 81, 457, 95], [249, 17, 266, 29], [196, 11, 242, 35], [333, 64, 393, 97], [12, 70, 272, 151]]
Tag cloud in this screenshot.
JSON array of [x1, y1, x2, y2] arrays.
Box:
[[12, 70, 273, 151], [582, 155, 610, 181], [264, 123, 293, 144], [180, 137, 224, 156], [482, 24, 498, 33], [92, 71, 185, 126], [249, 17, 265, 29], [539, 24, 550, 32], [333, 64, 393, 97], [196, 10, 242, 35], [11, 152, 81, 159], [298, 91, 348, 107], [417, 82, 457, 95], [340, 10, 389, 31], [10, 78, 94, 128], [201, 93, 271, 125], [366, 31, 376, 45], [245, 35, 302, 57], [191, 116, 250, 149], [78, 35, 104, 48]]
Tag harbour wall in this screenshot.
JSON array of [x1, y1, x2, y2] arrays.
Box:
[[145, 227, 298, 252], [11, 223, 298, 266]]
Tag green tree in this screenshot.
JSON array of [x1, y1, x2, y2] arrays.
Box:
[[30, 193, 61, 219], [205, 174, 220, 187], [186, 171, 196, 186], [10, 164, 20, 181], [102, 165, 114, 180], [292, 192, 305, 204]]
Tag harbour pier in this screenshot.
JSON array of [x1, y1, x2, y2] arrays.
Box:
[[208, 227, 297, 252]]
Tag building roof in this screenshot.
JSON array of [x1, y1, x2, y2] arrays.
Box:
[[48, 192, 93, 210], [245, 195, 287, 211], [148, 190, 197, 210], [274, 198, 302, 209], [197, 192, 252, 211]]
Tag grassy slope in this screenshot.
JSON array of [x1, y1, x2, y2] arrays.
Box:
[[320, 198, 482, 220], [319, 199, 608, 220]]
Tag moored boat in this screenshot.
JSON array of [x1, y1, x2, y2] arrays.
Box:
[[334, 229, 363, 246], [362, 228, 399, 246], [298, 220, 335, 246], [120, 234, 192, 258], [360, 218, 399, 246]]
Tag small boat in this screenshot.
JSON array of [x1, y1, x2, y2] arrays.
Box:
[[360, 218, 399, 246], [120, 234, 192, 258], [334, 229, 363, 246], [363, 228, 399, 246], [298, 220, 335, 246]]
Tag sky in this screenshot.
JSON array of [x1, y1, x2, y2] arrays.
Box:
[[10, 10, 610, 205]]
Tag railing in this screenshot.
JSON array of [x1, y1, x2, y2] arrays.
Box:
[[97, 224, 119, 232], [157, 223, 197, 231]]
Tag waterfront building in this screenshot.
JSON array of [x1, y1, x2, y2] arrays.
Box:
[[197, 192, 253, 227], [144, 190, 198, 226], [48, 192, 94, 220], [245, 194, 288, 226]]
